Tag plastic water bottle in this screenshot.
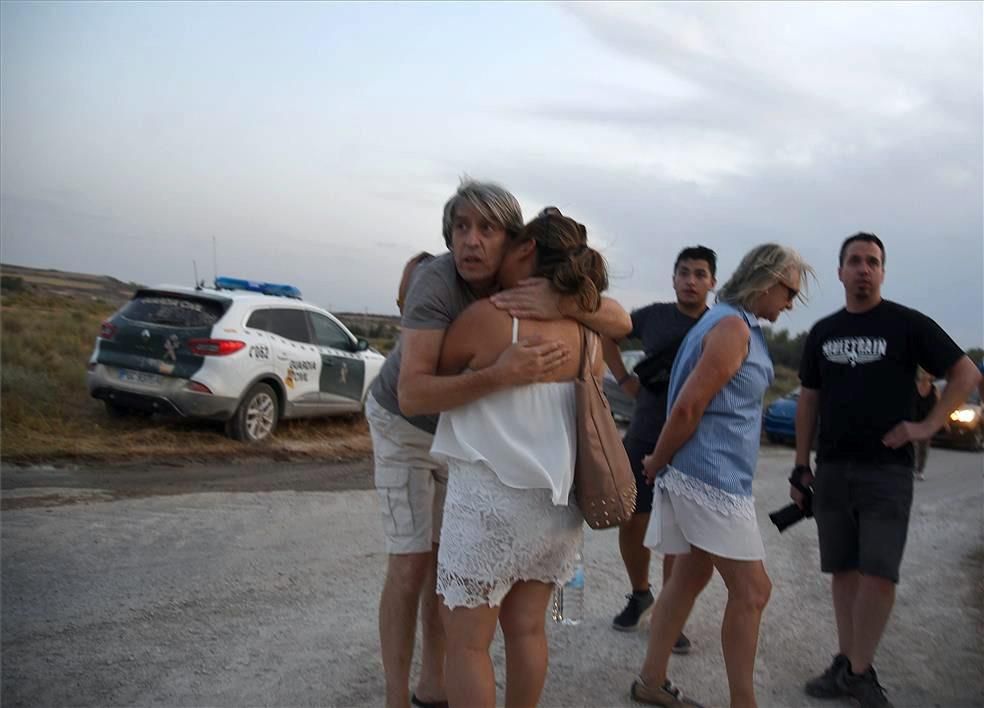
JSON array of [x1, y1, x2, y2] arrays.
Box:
[[552, 544, 584, 625]]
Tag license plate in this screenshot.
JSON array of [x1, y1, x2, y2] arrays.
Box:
[[118, 368, 163, 387]]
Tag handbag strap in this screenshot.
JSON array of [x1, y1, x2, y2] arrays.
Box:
[[578, 325, 596, 382]]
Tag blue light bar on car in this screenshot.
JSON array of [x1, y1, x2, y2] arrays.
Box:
[[215, 276, 302, 299]]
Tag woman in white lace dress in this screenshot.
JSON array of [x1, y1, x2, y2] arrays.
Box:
[[630, 244, 814, 708], [429, 212, 609, 708]]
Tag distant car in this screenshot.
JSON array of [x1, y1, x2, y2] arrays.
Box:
[[933, 387, 984, 451], [87, 277, 385, 442], [763, 387, 800, 445], [603, 349, 645, 424]]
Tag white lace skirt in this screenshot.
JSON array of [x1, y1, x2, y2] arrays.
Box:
[[643, 465, 765, 561], [437, 459, 584, 609]]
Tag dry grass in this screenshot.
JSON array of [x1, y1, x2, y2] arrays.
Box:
[[1, 291, 372, 464], [16, 275, 105, 290]]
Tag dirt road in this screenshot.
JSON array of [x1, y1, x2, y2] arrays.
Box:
[[1, 458, 373, 511], [2, 446, 982, 707]]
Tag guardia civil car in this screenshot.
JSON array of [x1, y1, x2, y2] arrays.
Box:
[[87, 277, 385, 442]]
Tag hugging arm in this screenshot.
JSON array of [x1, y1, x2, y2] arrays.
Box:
[[490, 278, 632, 340], [398, 326, 505, 416], [399, 302, 572, 416]]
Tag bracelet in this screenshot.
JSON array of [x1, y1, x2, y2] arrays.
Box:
[[617, 373, 634, 386]]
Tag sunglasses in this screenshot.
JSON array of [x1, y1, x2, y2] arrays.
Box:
[[778, 281, 799, 302]]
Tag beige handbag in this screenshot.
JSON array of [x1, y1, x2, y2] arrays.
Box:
[[573, 326, 637, 529]]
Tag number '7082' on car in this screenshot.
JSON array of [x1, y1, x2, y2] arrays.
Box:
[[86, 279, 385, 442]]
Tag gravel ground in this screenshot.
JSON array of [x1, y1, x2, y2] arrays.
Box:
[[2, 446, 981, 707]]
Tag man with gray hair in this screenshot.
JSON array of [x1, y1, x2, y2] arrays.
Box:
[[367, 180, 631, 708]]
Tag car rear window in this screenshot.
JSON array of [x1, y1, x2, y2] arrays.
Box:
[[121, 295, 226, 328]]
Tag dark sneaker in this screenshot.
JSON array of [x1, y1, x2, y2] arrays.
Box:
[[613, 590, 655, 631], [837, 665, 893, 708], [671, 632, 692, 655], [804, 653, 849, 698], [630, 677, 706, 707]]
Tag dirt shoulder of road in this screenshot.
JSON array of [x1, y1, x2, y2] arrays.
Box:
[[0, 455, 375, 511], [1, 417, 374, 468]]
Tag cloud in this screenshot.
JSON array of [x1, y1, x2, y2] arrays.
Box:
[[1, 1, 979, 348]]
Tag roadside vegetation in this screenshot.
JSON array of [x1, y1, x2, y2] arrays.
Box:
[[1, 288, 372, 464]]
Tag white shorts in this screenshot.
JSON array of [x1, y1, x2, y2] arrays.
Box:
[[643, 466, 765, 561], [366, 393, 448, 555]]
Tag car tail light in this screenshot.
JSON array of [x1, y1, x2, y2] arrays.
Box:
[[187, 339, 246, 356], [185, 381, 213, 394], [99, 321, 117, 340]]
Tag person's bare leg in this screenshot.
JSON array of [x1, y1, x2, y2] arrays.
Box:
[[380, 552, 432, 708], [847, 575, 895, 673], [662, 553, 676, 585], [441, 603, 499, 708], [831, 571, 860, 656], [638, 549, 713, 688], [619, 513, 652, 591], [414, 544, 446, 703], [713, 555, 772, 708], [499, 581, 555, 708]]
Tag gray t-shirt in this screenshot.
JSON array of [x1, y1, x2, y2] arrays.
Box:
[[625, 302, 706, 444], [371, 253, 477, 434]]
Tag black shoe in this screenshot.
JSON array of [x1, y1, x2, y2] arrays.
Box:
[[671, 632, 692, 655], [837, 664, 893, 708], [804, 653, 849, 698], [613, 589, 655, 631]]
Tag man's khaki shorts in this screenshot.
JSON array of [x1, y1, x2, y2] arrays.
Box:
[[365, 393, 448, 555]]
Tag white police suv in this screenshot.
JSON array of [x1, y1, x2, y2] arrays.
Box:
[[87, 277, 385, 442]]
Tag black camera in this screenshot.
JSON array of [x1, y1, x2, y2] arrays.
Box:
[[769, 466, 814, 533], [633, 336, 687, 395]]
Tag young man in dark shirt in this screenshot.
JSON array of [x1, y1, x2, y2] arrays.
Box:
[[791, 233, 980, 708], [602, 246, 717, 652]]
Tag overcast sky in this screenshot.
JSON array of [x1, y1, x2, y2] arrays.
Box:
[[2, 1, 981, 347]]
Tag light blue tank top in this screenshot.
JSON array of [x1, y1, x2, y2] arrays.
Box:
[[665, 303, 774, 497]]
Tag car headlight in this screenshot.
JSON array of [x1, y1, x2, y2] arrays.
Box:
[[950, 408, 978, 424]]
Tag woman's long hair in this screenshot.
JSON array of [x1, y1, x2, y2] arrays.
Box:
[[520, 213, 608, 313]]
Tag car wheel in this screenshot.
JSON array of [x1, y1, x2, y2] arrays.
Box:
[[227, 383, 278, 443]]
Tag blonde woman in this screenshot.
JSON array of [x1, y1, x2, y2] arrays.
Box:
[[631, 244, 814, 708]]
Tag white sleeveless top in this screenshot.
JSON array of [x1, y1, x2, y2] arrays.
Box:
[[430, 318, 577, 506]]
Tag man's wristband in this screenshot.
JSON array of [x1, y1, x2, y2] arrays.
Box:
[[617, 373, 635, 386]]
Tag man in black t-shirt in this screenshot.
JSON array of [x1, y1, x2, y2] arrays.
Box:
[[791, 233, 980, 708], [602, 246, 717, 650]]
